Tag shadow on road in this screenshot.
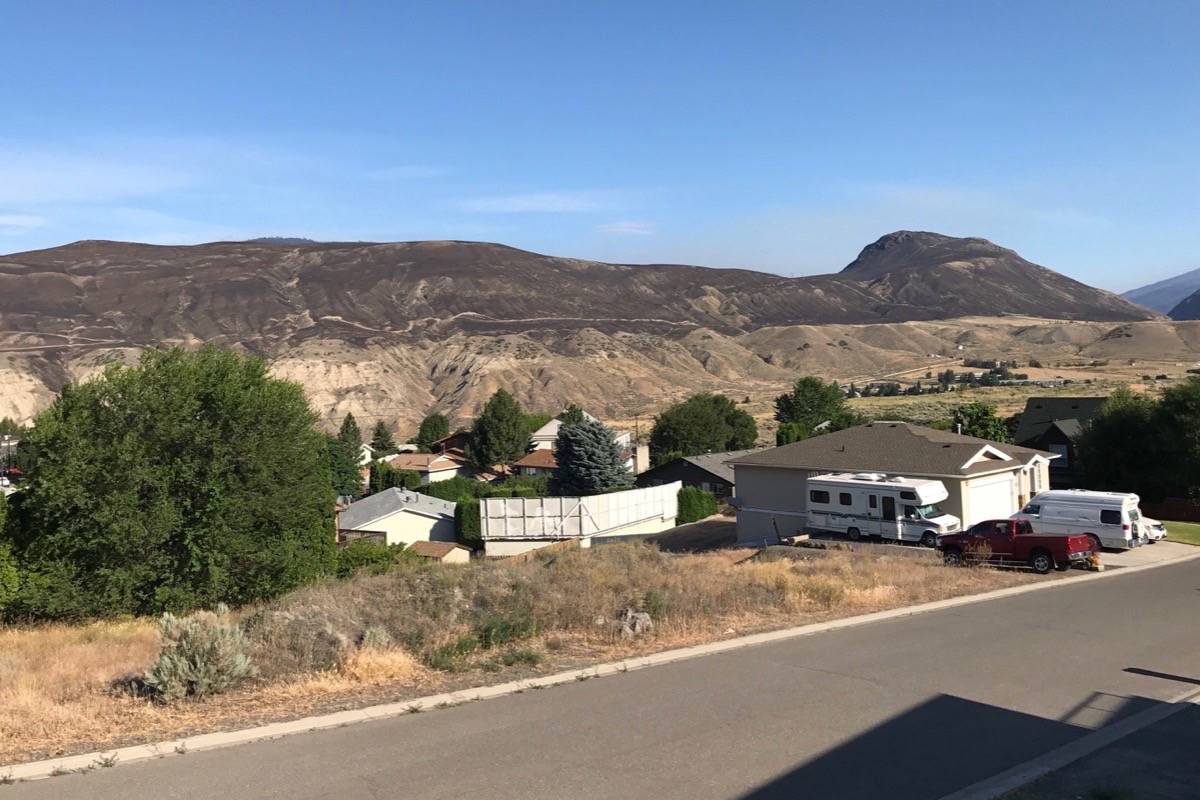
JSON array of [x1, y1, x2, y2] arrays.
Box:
[[738, 691, 1160, 800]]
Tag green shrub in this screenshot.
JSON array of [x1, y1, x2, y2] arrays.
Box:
[[475, 611, 537, 648], [0, 541, 19, 614], [427, 635, 478, 672], [336, 539, 405, 578], [143, 605, 255, 701], [500, 648, 542, 667], [360, 625, 393, 650], [677, 486, 718, 524], [456, 498, 482, 545], [417, 476, 489, 502]]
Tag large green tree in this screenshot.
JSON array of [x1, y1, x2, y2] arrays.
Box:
[[649, 393, 757, 466], [415, 413, 450, 452], [951, 402, 1012, 443], [466, 390, 528, 469], [1155, 378, 1200, 498], [775, 378, 849, 433], [328, 413, 363, 496], [554, 418, 633, 495], [369, 420, 396, 453], [7, 346, 336, 619]]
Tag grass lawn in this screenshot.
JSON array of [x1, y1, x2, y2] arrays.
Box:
[[1165, 520, 1200, 546]]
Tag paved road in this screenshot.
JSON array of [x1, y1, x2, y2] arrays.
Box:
[[12, 560, 1200, 800]]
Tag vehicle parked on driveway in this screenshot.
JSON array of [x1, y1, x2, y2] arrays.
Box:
[[1011, 490, 1149, 550], [805, 472, 962, 547], [1140, 515, 1167, 543], [937, 518, 1097, 574]]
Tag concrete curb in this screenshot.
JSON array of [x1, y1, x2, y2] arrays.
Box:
[[5, 546, 1200, 784], [937, 686, 1200, 800]]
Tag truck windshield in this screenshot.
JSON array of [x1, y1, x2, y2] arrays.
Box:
[[915, 504, 943, 519]]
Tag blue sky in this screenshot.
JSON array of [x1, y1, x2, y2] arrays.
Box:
[[2, 1, 1197, 290]]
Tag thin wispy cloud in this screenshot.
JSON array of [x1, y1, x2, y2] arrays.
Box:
[[369, 165, 445, 180], [457, 190, 620, 214], [0, 214, 46, 228], [597, 220, 655, 236]]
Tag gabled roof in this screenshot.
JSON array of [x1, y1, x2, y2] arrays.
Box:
[[514, 449, 558, 469], [386, 451, 467, 473], [408, 541, 471, 559], [727, 422, 1054, 479], [338, 488, 456, 530], [644, 447, 771, 484], [1014, 396, 1106, 445]]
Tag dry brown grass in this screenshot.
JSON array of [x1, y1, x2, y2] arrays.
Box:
[[0, 543, 1029, 766]]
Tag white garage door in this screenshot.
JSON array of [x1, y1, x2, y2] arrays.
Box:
[[966, 474, 1016, 525]]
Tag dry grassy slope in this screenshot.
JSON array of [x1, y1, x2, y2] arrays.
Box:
[[5, 317, 1200, 434]]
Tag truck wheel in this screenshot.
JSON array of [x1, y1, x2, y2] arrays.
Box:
[[943, 548, 963, 567], [1028, 550, 1054, 574], [920, 531, 937, 548], [846, 527, 861, 542]]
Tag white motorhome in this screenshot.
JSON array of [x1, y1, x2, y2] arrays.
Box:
[[805, 473, 962, 547], [1011, 489, 1149, 550]]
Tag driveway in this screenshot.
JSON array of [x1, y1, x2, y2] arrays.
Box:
[[11, 557, 1200, 800], [1103, 539, 1195, 568]]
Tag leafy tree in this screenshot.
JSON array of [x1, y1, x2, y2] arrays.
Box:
[[370, 420, 396, 453], [559, 405, 586, 426], [328, 413, 364, 497], [1075, 387, 1160, 499], [951, 402, 1011, 442], [522, 412, 554, 436], [0, 417, 25, 436], [776, 422, 810, 446], [775, 378, 848, 434], [0, 493, 17, 613], [554, 418, 633, 496], [677, 486, 718, 523], [1155, 378, 1200, 498], [455, 498, 482, 545], [7, 346, 336, 619], [367, 462, 421, 494], [415, 413, 450, 451], [466, 390, 528, 469], [649, 393, 757, 466]]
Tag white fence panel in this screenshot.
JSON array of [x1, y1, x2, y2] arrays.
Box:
[[481, 482, 681, 541]]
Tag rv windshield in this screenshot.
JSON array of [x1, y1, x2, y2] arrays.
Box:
[[915, 504, 944, 519]]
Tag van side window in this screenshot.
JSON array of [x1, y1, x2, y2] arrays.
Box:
[[810, 490, 830, 504], [1022, 504, 1040, 515], [868, 496, 878, 509], [838, 492, 852, 506], [900, 491, 917, 501], [1100, 509, 1122, 525]]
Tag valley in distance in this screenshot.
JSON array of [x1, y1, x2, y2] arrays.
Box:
[[2, 229, 1197, 437]]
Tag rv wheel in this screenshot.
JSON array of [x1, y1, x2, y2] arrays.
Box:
[[920, 531, 937, 548], [846, 527, 861, 542]]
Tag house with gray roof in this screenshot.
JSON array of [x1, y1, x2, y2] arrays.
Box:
[[726, 422, 1055, 545], [337, 488, 458, 547], [635, 448, 768, 498], [1013, 396, 1106, 488]]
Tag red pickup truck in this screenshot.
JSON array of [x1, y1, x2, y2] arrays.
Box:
[[937, 519, 1097, 574]]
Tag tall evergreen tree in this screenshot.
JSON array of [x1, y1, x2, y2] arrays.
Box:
[[466, 390, 527, 469], [554, 418, 633, 496], [415, 413, 450, 451], [329, 413, 363, 496], [370, 420, 396, 453]]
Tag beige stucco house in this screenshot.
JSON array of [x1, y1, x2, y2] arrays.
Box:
[[337, 488, 458, 547], [727, 422, 1054, 546]]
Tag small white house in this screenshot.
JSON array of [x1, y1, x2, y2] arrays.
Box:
[[523, 410, 648, 473], [385, 452, 473, 485], [337, 488, 457, 547]]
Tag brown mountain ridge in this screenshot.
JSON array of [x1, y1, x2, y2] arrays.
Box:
[[0, 231, 1163, 430]]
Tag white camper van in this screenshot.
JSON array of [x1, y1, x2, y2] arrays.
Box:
[[1011, 490, 1149, 550], [805, 473, 962, 547]]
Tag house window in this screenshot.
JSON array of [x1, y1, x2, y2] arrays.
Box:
[[1049, 443, 1070, 468], [839, 492, 852, 506], [809, 490, 831, 504]]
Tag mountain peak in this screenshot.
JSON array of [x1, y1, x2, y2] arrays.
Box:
[[840, 230, 1012, 281]]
